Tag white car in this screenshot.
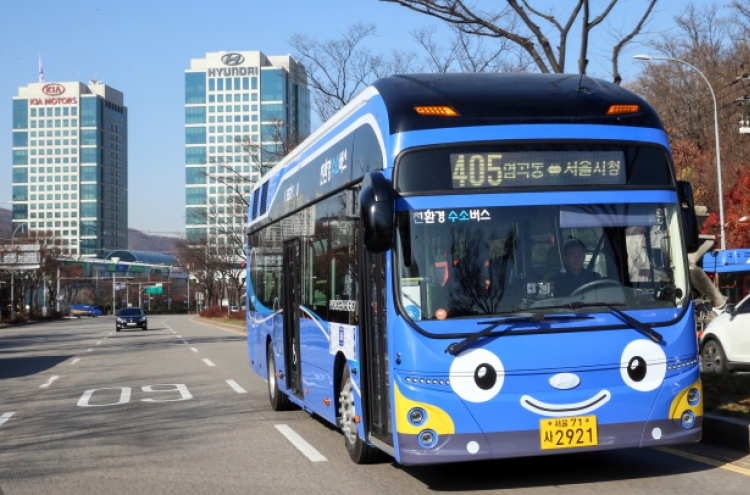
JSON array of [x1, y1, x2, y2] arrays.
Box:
[[701, 293, 750, 373]]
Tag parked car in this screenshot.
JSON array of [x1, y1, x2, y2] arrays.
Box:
[[70, 305, 93, 318], [116, 307, 148, 331], [701, 293, 750, 373]]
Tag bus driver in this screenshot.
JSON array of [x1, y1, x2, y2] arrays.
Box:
[[552, 240, 601, 297]]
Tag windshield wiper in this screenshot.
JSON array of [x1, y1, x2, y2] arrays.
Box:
[[535, 301, 663, 343], [445, 313, 594, 356]]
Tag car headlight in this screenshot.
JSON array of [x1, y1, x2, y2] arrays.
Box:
[[116, 318, 123, 322], [140, 317, 146, 321]]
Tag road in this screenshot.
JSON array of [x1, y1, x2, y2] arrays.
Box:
[[1, 315, 749, 495]]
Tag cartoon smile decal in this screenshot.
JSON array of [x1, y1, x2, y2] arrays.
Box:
[[520, 390, 611, 417], [449, 339, 667, 417]]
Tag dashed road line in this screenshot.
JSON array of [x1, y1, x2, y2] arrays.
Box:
[[40, 376, 59, 389], [183, 340, 189, 345], [190, 347, 198, 353], [655, 446, 750, 477], [202, 358, 216, 367], [274, 424, 328, 462], [96, 341, 102, 345], [87, 349, 92, 352], [0, 412, 15, 426], [176, 335, 182, 338], [71, 358, 81, 365], [226, 379, 247, 394]]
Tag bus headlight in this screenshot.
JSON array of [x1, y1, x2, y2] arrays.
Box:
[[681, 410, 695, 428], [408, 408, 426, 426], [687, 388, 700, 406], [418, 429, 438, 448]]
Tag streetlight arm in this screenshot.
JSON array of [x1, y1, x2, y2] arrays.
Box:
[[634, 54, 726, 249]]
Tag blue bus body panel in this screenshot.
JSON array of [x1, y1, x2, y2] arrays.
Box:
[[702, 249, 750, 273], [389, 303, 699, 464]]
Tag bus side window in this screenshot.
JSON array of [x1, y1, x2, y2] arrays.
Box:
[[743, 275, 750, 299]]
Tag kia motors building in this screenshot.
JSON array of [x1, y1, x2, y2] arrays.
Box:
[[11, 80, 128, 257], [184, 51, 311, 249]]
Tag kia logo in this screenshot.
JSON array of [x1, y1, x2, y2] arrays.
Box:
[[221, 53, 245, 66], [42, 83, 65, 96]]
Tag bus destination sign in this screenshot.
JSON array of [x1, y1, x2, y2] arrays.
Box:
[[450, 151, 626, 189]]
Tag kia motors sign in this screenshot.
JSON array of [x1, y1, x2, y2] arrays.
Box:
[[42, 83, 65, 96]]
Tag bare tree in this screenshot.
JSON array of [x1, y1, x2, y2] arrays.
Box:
[[383, 0, 659, 83], [289, 22, 421, 121]]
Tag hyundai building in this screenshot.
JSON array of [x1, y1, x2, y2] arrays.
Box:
[[184, 51, 311, 250]]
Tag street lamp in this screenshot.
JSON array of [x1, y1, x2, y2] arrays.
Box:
[[634, 54, 727, 249], [111, 256, 120, 316], [9, 223, 27, 320], [724, 216, 749, 228]]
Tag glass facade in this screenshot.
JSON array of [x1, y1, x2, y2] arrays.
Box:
[[13, 99, 28, 129], [80, 97, 101, 127], [186, 72, 206, 104], [185, 52, 311, 256], [11, 82, 128, 257]]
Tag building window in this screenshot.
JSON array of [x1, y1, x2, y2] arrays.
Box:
[[186, 72, 207, 104], [186, 147, 207, 164], [13, 99, 28, 129], [13, 150, 29, 165], [186, 187, 207, 205], [13, 131, 29, 147], [186, 106, 207, 124], [186, 167, 207, 185], [186, 127, 207, 144], [81, 97, 101, 127]]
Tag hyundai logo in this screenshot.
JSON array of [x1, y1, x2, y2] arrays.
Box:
[[42, 83, 65, 96], [221, 53, 245, 66]]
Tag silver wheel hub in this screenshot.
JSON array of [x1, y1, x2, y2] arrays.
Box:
[[339, 378, 357, 445]]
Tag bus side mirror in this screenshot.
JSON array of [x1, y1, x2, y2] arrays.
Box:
[[677, 180, 700, 253], [360, 172, 394, 252]]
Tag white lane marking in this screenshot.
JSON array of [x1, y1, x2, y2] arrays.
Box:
[[176, 335, 182, 338], [183, 340, 189, 345], [274, 424, 328, 462], [226, 379, 247, 394], [109, 332, 113, 335], [202, 358, 216, 367], [0, 412, 15, 426], [71, 358, 81, 365], [96, 341, 102, 345], [191, 347, 198, 353], [87, 349, 92, 352], [40, 376, 59, 388]]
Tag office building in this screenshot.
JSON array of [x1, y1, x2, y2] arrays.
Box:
[[184, 51, 311, 249], [11, 80, 128, 257]]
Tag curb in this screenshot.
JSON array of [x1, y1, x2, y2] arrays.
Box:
[[702, 413, 750, 453]]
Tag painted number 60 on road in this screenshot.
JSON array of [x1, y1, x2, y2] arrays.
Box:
[[77, 384, 192, 407]]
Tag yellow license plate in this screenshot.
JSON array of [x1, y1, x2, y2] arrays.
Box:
[[540, 415, 598, 450]]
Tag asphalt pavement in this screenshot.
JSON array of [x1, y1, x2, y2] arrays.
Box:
[[1, 315, 749, 495]]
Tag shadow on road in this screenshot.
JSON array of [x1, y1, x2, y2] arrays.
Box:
[[0, 355, 74, 379], [395, 446, 714, 491]]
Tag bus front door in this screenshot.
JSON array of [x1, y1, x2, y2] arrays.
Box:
[[282, 239, 303, 398], [361, 249, 393, 446]]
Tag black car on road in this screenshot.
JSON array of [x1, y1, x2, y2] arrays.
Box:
[[116, 307, 148, 331]]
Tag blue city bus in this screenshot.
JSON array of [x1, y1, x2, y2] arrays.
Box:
[[246, 73, 703, 465], [702, 249, 750, 305]]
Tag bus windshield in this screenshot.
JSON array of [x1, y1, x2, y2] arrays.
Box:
[[396, 202, 687, 321]]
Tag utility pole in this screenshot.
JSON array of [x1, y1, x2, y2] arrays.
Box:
[[111, 256, 120, 316]]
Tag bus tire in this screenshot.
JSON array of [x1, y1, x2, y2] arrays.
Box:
[[267, 343, 292, 411], [702, 338, 728, 374], [339, 366, 387, 464]]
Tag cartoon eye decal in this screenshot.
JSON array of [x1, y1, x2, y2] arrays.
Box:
[[620, 340, 666, 392], [449, 348, 504, 402]]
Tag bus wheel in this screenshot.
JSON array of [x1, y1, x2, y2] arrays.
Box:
[[339, 366, 386, 464], [702, 339, 728, 374], [267, 344, 291, 411]]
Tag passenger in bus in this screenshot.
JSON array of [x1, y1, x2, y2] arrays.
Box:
[[551, 240, 600, 297]]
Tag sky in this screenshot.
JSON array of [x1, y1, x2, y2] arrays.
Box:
[[0, 0, 724, 237]]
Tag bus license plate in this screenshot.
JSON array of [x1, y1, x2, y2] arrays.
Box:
[[540, 415, 598, 450]]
